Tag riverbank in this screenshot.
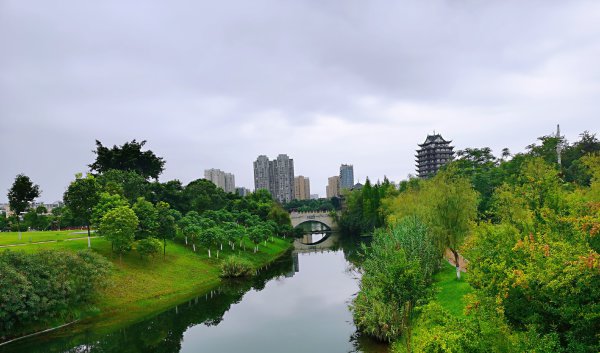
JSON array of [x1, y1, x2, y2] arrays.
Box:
[[1, 235, 292, 342], [392, 261, 473, 353]]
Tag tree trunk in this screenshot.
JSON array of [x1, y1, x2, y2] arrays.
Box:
[[208, 249, 211, 258], [17, 218, 22, 241], [217, 250, 219, 259], [185, 236, 188, 245], [451, 248, 461, 280], [192, 243, 196, 252], [220, 243, 223, 251], [87, 223, 91, 248]]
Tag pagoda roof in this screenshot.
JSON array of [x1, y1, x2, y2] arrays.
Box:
[[418, 134, 452, 147]]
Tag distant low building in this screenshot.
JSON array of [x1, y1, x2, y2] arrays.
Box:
[[310, 194, 319, 200], [416, 133, 454, 178]]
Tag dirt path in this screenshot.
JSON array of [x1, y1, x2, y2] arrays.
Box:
[[444, 248, 468, 272]]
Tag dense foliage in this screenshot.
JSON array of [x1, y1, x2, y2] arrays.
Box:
[[283, 197, 341, 212], [339, 177, 397, 235], [0, 250, 111, 339], [346, 131, 600, 353], [351, 217, 438, 342], [89, 140, 165, 179]]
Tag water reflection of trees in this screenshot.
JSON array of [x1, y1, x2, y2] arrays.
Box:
[[2, 254, 294, 353]]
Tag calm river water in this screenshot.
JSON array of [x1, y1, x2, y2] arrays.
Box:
[[0, 232, 388, 353]]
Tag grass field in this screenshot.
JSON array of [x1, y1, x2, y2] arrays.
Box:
[[431, 261, 473, 318], [1, 234, 292, 335], [0, 229, 92, 246]]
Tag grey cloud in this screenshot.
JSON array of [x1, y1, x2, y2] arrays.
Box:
[[1, 0, 599, 201]]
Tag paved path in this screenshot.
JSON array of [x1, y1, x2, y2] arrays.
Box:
[[0, 236, 99, 248]]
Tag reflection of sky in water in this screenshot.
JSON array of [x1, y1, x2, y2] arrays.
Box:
[[300, 232, 328, 244], [181, 250, 358, 353]]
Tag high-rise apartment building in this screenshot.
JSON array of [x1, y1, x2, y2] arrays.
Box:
[[253, 155, 271, 191], [253, 154, 295, 203], [416, 134, 454, 178], [294, 176, 310, 200], [204, 168, 236, 193], [339, 164, 354, 190], [326, 175, 340, 198]]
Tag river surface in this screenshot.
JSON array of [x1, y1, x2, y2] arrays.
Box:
[[1, 232, 388, 353]]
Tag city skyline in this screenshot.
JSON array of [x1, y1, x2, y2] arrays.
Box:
[[2, 1, 600, 202]]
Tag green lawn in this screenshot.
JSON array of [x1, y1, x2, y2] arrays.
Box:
[[1, 235, 292, 333], [432, 261, 473, 318], [0, 229, 92, 246]]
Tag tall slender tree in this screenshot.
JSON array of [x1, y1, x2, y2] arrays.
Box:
[[7, 174, 40, 240], [63, 174, 100, 247]]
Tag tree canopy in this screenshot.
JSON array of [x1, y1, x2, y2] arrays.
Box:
[[89, 140, 165, 179]]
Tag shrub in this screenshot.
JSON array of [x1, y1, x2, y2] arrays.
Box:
[[136, 237, 162, 258], [0, 250, 111, 338], [220, 256, 253, 278]]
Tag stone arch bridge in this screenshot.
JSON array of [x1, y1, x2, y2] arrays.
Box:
[[289, 211, 339, 231]]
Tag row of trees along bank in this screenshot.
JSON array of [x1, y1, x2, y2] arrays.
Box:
[[344, 131, 600, 353]]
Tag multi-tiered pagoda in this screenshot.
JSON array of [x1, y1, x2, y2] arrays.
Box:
[[416, 134, 454, 178]]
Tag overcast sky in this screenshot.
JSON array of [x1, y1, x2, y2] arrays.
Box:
[[1, 0, 599, 203]]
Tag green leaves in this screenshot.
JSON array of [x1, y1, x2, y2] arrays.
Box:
[[100, 206, 138, 258], [0, 250, 111, 338]]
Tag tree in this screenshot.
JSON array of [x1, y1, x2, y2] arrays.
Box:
[[100, 206, 138, 262], [91, 192, 129, 229], [89, 139, 165, 179], [156, 201, 177, 257], [132, 197, 159, 240], [426, 173, 479, 279], [63, 174, 100, 248], [7, 174, 40, 240]]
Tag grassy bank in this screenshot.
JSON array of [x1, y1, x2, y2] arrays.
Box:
[[1, 232, 292, 338], [393, 262, 473, 353]]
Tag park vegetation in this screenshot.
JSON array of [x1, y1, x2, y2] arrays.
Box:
[[345, 131, 600, 353], [1, 139, 293, 341]]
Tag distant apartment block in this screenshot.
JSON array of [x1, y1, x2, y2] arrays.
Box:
[[204, 168, 236, 193], [326, 176, 340, 198], [294, 176, 311, 200], [416, 134, 454, 178], [253, 154, 295, 203], [310, 194, 319, 200], [339, 164, 354, 190]]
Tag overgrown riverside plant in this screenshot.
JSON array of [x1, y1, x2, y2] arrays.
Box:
[[351, 217, 437, 343], [0, 250, 111, 339], [220, 256, 253, 277]]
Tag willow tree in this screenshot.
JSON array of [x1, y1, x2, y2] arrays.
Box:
[[426, 173, 479, 279]]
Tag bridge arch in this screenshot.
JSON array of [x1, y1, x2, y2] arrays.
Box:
[[289, 211, 338, 231]]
